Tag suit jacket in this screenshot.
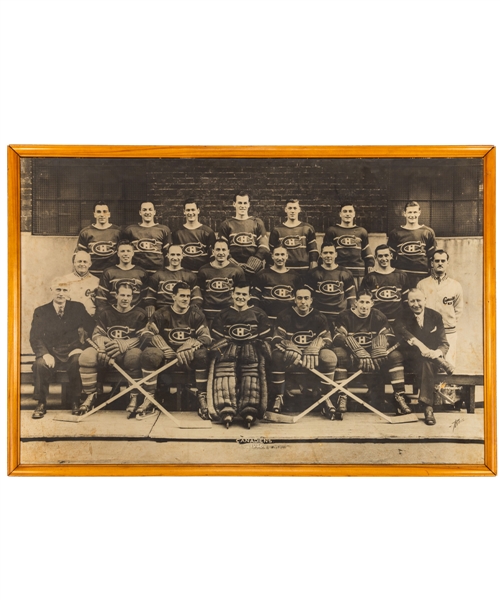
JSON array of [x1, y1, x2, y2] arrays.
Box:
[[395, 307, 449, 357], [29, 300, 95, 362]]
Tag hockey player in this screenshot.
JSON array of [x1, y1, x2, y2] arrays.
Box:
[[78, 282, 147, 416], [268, 199, 318, 272], [123, 201, 172, 274], [60, 251, 99, 317], [304, 242, 356, 326], [269, 287, 338, 418], [323, 202, 375, 289], [210, 282, 272, 428], [387, 201, 436, 287], [29, 277, 95, 418], [172, 199, 216, 273], [218, 192, 270, 277], [95, 239, 150, 312], [197, 239, 246, 326], [76, 201, 122, 277], [361, 244, 410, 324], [138, 282, 212, 420], [394, 288, 452, 426], [417, 249, 463, 367], [144, 244, 202, 318], [251, 245, 303, 321], [332, 289, 412, 416]]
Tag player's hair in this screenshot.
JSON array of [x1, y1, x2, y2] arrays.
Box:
[[139, 200, 156, 210], [172, 281, 191, 295], [116, 237, 134, 250], [234, 191, 251, 203], [320, 241, 337, 253], [356, 288, 373, 300], [116, 282, 134, 294], [294, 287, 312, 297], [404, 201, 420, 210], [93, 200, 110, 212], [214, 238, 229, 249], [271, 243, 287, 253], [374, 244, 393, 257], [234, 281, 251, 292], [167, 244, 183, 255], [431, 248, 449, 260], [285, 198, 300, 206], [183, 199, 199, 209], [340, 201, 355, 210]]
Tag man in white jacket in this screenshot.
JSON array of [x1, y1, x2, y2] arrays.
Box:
[[417, 249, 463, 367]]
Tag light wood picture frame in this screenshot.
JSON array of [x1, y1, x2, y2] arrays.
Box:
[[7, 145, 496, 476]]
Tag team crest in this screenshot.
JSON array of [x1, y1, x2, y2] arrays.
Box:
[[168, 328, 192, 344], [352, 333, 372, 348], [374, 286, 399, 301], [291, 330, 315, 347], [443, 296, 455, 306], [271, 285, 293, 300], [318, 280, 342, 295], [90, 241, 115, 256], [137, 239, 159, 252], [233, 233, 254, 247], [183, 243, 204, 256], [400, 241, 424, 256], [228, 324, 256, 340], [282, 236, 302, 249], [338, 235, 359, 247], [159, 281, 178, 293], [208, 278, 232, 292], [107, 326, 133, 339]]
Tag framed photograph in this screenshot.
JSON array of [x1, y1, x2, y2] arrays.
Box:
[[7, 145, 496, 476]]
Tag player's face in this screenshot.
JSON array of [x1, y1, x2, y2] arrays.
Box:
[[321, 246, 337, 267], [232, 287, 250, 308], [117, 244, 134, 264], [234, 195, 250, 217], [213, 242, 229, 264], [116, 287, 133, 310], [272, 248, 288, 267], [139, 202, 156, 224], [184, 203, 200, 223], [408, 290, 425, 315], [431, 253, 448, 275], [168, 246, 183, 268], [339, 205, 355, 225], [355, 294, 373, 317], [173, 289, 191, 311], [94, 205, 110, 226], [52, 284, 70, 304], [404, 206, 421, 225], [375, 249, 392, 269], [295, 290, 312, 315], [74, 254, 91, 276], [284, 202, 300, 221]]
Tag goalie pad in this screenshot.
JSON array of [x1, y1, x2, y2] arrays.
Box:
[[177, 337, 202, 367], [240, 363, 261, 411], [219, 341, 239, 363], [150, 334, 177, 360], [213, 361, 238, 412], [240, 342, 258, 365]]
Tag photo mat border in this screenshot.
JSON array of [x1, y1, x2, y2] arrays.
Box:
[[7, 145, 497, 477]]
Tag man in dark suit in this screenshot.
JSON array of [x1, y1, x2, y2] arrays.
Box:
[[395, 288, 453, 425], [29, 277, 95, 418]]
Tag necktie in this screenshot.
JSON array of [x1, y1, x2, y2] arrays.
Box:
[[58, 307, 64, 319]]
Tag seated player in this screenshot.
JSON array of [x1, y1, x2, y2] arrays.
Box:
[[361, 244, 410, 324], [394, 288, 452, 426], [29, 277, 95, 418], [95, 238, 149, 313], [268, 199, 318, 272], [138, 282, 212, 420], [270, 287, 337, 419], [332, 289, 412, 416], [197, 239, 246, 327], [251, 244, 303, 321], [210, 283, 272, 428], [78, 283, 147, 416], [144, 244, 202, 318]]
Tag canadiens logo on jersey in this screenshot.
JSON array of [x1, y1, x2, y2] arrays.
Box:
[[167, 328, 192, 344], [400, 241, 425, 256], [282, 236, 302, 249], [183, 242, 204, 257], [232, 233, 255, 247], [291, 330, 315, 347], [352, 333, 372, 348], [374, 286, 399, 301], [337, 235, 360, 248], [271, 285, 293, 300], [318, 280, 343, 295], [159, 281, 178, 293], [107, 326, 134, 339], [135, 239, 161, 253], [208, 278, 232, 292], [443, 296, 455, 306], [89, 241, 115, 257], [228, 324, 256, 340]]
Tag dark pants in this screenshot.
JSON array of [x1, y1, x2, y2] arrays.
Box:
[[32, 354, 82, 404]]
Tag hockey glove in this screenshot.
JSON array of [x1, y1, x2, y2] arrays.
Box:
[[244, 256, 265, 274], [371, 333, 388, 370], [278, 340, 303, 368], [151, 334, 177, 361], [345, 335, 375, 372], [145, 305, 156, 319], [177, 338, 202, 367], [302, 336, 325, 370]]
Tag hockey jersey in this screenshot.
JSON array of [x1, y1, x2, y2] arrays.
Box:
[[333, 308, 394, 350], [76, 224, 122, 276], [251, 268, 303, 319], [361, 270, 410, 322], [273, 306, 332, 349], [144, 268, 202, 310], [197, 263, 246, 319], [323, 225, 374, 277], [212, 306, 271, 344], [269, 222, 318, 270], [95, 265, 150, 310], [147, 304, 211, 349], [93, 305, 148, 345], [387, 225, 436, 277], [305, 267, 356, 319], [172, 224, 216, 272], [218, 217, 269, 265], [123, 223, 172, 273]]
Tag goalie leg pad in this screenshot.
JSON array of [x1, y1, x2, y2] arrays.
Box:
[[240, 342, 258, 365], [239, 363, 261, 417], [213, 361, 237, 414]]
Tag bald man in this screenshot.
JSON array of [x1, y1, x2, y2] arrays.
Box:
[[61, 251, 100, 316]]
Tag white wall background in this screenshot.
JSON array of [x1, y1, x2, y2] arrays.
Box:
[[1, 2, 498, 600]]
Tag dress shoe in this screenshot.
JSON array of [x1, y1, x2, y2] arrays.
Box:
[[424, 405, 436, 426], [32, 401, 46, 419]]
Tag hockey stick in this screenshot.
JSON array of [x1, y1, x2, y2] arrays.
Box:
[[309, 368, 418, 424]]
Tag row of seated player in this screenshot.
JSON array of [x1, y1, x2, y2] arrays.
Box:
[[29, 276, 456, 428]]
